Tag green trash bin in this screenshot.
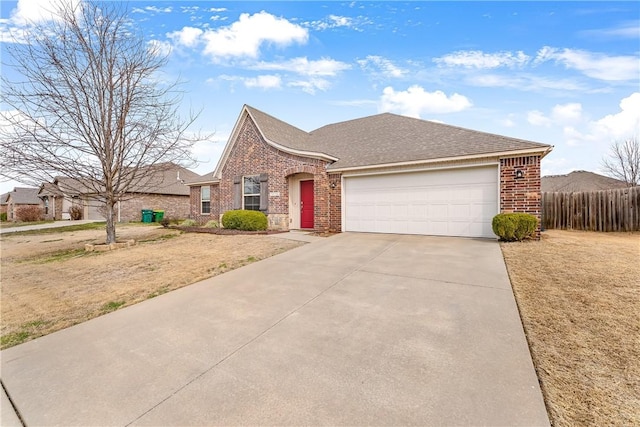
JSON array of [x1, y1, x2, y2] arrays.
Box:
[[141, 209, 153, 223], [153, 210, 164, 222]]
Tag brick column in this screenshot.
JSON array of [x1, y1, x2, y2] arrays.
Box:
[[500, 156, 542, 238]]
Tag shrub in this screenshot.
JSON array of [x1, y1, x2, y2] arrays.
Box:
[[0, 212, 7, 222], [492, 213, 537, 241], [203, 220, 219, 228], [16, 205, 44, 222], [68, 205, 83, 220], [180, 219, 197, 227], [222, 210, 268, 231], [160, 217, 170, 228]]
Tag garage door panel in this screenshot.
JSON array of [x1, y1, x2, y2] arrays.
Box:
[[344, 166, 498, 238]]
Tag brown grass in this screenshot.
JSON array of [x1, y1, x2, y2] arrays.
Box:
[[501, 229, 640, 426], [0, 224, 303, 348]]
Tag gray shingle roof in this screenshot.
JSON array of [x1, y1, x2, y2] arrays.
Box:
[[542, 171, 629, 192], [7, 187, 41, 204], [245, 105, 551, 170]]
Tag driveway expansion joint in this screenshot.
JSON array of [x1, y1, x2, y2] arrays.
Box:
[[358, 268, 512, 291]]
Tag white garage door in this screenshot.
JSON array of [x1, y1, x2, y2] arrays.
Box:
[[343, 166, 498, 238]]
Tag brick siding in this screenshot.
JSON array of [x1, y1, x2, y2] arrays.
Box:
[[500, 155, 543, 237], [192, 113, 335, 231], [118, 193, 190, 222]]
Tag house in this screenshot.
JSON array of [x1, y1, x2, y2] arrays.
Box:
[[542, 170, 629, 192], [38, 163, 200, 222], [187, 105, 552, 238], [3, 187, 42, 221]]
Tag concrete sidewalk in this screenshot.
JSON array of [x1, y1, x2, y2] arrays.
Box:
[[1, 233, 549, 426], [0, 219, 103, 234]]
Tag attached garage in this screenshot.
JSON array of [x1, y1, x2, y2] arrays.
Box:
[[343, 165, 499, 238]]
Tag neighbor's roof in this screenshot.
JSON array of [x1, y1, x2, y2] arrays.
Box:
[[6, 187, 41, 205], [542, 170, 629, 192], [0, 192, 9, 205], [243, 105, 552, 171], [42, 164, 199, 196]]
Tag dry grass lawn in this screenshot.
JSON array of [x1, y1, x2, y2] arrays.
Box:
[[501, 229, 639, 427], [0, 224, 303, 348]]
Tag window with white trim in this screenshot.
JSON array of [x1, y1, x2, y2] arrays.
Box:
[[201, 186, 210, 214], [243, 176, 260, 211]]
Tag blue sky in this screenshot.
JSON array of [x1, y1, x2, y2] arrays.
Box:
[[1, 1, 639, 194]]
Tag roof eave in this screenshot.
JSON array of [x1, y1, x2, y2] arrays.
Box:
[[186, 178, 220, 187], [329, 147, 552, 173]]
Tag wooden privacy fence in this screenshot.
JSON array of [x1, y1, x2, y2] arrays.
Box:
[[542, 186, 640, 232]]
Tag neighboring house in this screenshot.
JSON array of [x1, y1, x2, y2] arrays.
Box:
[[542, 170, 629, 192], [3, 187, 42, 221], [0, 192, 9, 217], [38, 163, 199, 222], [187, 105, 552, 239]]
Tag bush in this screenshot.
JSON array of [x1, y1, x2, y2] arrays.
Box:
[[180, 219, 197, 227], [222, 210, 268, 231], [0, 212, 7, 222], [203, 220, 219, 228], [68, 205, 83, 220], [160, 217, 170, 228], [15, 205, 44, 222], [492, 213, 537, 241]]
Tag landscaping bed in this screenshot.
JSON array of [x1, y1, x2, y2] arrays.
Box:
[[501, 229, 639, 426]]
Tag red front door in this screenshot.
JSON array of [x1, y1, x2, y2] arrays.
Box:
[[300, 180, 314, 229]]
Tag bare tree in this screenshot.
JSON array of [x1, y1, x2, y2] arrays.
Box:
[[1, 1, 204, 243], [601, 137, 640, 187]]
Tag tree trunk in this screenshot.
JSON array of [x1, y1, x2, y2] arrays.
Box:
[[105, 201, 117, 244]]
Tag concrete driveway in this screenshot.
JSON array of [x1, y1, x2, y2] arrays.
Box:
[[1, 232, 549, 426]]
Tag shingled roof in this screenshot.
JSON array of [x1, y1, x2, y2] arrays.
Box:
[[244, 105, 551, 171], [6, 187, 41, 205], [542, 171, 629, 192]]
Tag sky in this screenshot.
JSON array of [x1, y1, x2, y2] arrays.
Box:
[[1, 0, 639, 194]]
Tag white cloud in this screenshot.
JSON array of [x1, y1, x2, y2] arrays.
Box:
[[379, 85, 472, 117], [208, 8, 227, 13], [144, 6, 172, 14], [167, 26, 203, 48], [468, 73, 589, 93], [552, 103, 583, 124], [594, 92, 640, 138], [527, 110, 552, 127], [579, 21, 640, 39], [288, 78, 331, 95], [0, 0, 80, 42], [201, 11, 308, 59], [528, 93, 639, 147], [357, 55, 407, 78], [244, 75, 282, 90], [252, 57, 351, 77], [305, 14, 371, 31], [147, 39, 172, 57], [535, 46, 639, 81], [434, 50, 530, 69], [8, 0, 79, 25]]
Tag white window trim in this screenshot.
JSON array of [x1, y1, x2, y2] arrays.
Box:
[[242, 175, 260, 211], [201, 185, 211, 214]]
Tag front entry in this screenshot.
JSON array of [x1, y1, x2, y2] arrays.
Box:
[[300, 180, 314, 229]]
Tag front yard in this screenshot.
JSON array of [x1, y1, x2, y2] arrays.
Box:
[[0, 224, 303, 348], [501, 229, 639, 426]]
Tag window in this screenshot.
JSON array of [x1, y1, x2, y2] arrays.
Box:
[[243, 176, 260, 211], [201, 186, 210, 214], [44, 197, 49, 215]]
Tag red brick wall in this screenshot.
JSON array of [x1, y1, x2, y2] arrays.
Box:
[[203, 113, 332, 231], [500, 155, 542, 236], [189, 184, 220, 224], [118, 193, 190, 222]]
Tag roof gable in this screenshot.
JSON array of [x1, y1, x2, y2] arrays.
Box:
[[6, 187, 41, 205], [205, 105, 553, 179]]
